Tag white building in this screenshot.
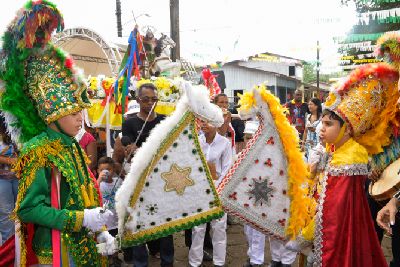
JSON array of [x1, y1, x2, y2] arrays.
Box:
[[220, 52, 303, 104]]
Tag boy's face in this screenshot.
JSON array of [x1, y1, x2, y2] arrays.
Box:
[[57, 111, 83, 136], [320, 114, 342, 144], [200, 120, 217, 135]]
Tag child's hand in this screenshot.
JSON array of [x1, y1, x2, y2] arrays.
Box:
[[98, 170, 109, 183]]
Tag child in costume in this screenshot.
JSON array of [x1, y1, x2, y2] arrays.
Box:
[[0, 1, 115, 266], [302, 63, 399, 267]]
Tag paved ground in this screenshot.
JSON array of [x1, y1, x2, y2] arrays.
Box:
[[147, 222, 393, 267]]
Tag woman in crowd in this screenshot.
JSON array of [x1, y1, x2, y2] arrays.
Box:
[[302, 98, 322, 161]]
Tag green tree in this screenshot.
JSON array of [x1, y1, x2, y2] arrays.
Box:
[[303, 61, 317, 84]]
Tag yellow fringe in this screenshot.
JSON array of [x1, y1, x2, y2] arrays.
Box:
[[88, 183, 95, 207], [13, 139, 65, 213], [238, 85, 311, 239], [80, 184, 91, 208]]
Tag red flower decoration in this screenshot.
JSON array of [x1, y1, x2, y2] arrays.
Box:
[[283, 208, 287, 213], [266, 136, 274, 145], [244, 203, 249, 208], [279, 170, 284, 176], [278, 219, 286, 226], [255, 159, 259, 164], [262, 213, 266, 217], [229, 192, 238, 200], [65, 56, 74, 70], [264, 158, 272, 167]]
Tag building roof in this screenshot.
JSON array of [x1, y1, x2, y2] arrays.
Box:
[[224, 51, 304, 66], [223, 60, 302, 83]]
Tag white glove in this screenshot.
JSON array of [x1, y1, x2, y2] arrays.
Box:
[[285, 238, 313, 256], [96, 231, 118, 256], [83, 207, 114, 232], [308, 145, 323, 165]]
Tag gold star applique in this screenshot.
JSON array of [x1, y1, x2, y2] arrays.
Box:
[[161, 163, 195, 195]]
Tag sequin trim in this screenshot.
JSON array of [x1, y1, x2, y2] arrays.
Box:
[[313, 172, 329, 267], [37, 255, 53, 264], [326, 163, 369, 176]]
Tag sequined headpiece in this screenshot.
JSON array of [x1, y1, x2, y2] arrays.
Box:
[[0, 0, 91, 143], [323, 63, 399, 154], [25, 46, 90, 123]]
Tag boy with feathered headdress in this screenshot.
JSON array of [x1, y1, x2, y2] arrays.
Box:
[[0, 1, 115, 266]]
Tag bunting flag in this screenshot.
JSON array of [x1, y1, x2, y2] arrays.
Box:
[[217, 85, 310, 240], [116, 81, 225, 247], [358, 7, 400, 25]]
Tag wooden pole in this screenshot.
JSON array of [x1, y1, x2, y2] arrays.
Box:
[[170, 0, 180, 61], [116, 0, 122, 37]]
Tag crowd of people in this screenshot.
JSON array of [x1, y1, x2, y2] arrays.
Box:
[[0, 1, 399, 267]]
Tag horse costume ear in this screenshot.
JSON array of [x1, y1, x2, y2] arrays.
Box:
[[185, 82, 224, 127], [116, 81, 224, 247], [218, 85, 309, 240]]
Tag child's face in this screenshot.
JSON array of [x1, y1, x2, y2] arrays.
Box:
[[57, 111, 83, 136], [320, 115, 342, 144]]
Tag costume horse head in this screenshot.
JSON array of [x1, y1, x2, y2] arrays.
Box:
[[115, 81, 225, 247], [217, 85, 310, 240]]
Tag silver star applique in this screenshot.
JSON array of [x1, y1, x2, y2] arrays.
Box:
[[247, 177, 275, 206]]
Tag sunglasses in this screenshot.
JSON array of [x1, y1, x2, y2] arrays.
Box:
[[138, 97, 159, 103]]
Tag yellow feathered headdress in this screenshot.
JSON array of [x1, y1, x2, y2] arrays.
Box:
[[323, 63, 399, 155]]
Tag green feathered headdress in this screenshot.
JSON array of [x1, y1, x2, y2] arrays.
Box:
[[0, 0, 91, 144]]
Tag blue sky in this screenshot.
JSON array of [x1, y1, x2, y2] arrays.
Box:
[[0, 0, 357, 73]]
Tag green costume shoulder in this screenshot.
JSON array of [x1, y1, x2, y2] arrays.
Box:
[[14, 130, 101, 266]]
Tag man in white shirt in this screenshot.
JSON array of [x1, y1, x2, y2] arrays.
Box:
[[189, 120, 232, 267]]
